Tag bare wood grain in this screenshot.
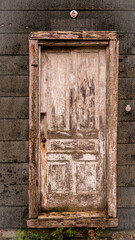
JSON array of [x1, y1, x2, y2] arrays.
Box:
[[107, 40, 119, 218], [29, 40, 39, 218], [38, 211, 106, 219], [47, 130, 98, 139], [30, 31, 117, 40], [39, 41, 109, 46], [27, 217, 118, 228]]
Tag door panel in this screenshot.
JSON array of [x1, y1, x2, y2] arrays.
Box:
[[48, 139, 98, 151], [40, 47, 106, 211]]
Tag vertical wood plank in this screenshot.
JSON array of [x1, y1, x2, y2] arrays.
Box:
[[46, 51, 70, 130], [29, 40, 39, 218], [40, 114, 47, 209], [69, 51, 77, 130], [98, 48, 107, 210], [107, 40, 119, 217], [77, 51, 97, 130]]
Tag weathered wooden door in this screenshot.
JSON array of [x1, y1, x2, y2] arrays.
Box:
[[40, 46, 106, 212]]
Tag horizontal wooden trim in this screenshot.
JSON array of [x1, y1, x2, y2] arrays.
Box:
[[27, 216, 118, 228], [30, 31, 117, 40], [39, 41, 109, 47], [47, 130, 98, 139], [38, 211, 107, 219]]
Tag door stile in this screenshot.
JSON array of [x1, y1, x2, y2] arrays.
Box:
[[39, 47, 48, 209], [98, 48, 107, 210]]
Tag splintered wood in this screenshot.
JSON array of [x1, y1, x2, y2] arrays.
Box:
[[40, 46, 107, 211]]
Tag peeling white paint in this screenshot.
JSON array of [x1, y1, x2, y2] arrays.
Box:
[[40, 47, 107, 210]]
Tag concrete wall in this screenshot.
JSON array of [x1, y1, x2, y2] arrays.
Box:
[[0, 0, 135, 233]]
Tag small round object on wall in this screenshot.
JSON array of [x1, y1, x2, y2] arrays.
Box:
[[125, 104, 132, 113], [70, 10, 78, 18]]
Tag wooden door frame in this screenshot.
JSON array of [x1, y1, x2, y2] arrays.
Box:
[[28, 31, 119, 228]]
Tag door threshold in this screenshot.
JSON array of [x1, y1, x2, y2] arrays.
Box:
[[27, 211, 118, 228], [38, 211, 107, 219]]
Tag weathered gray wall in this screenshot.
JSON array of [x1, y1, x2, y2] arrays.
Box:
[[0, 0, 135, 231]]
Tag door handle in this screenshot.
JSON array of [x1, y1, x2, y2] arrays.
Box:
[[42, 137, 47, 143]]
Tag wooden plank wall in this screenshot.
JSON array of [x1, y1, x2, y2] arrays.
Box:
[[0, 0, 135, 230]]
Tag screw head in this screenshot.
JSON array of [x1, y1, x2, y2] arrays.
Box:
[[70, 10, 78, 18]]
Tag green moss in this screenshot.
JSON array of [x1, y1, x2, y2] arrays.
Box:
[[13, 227, 106, 240], [13, 230, 48, 240], [13, 228, 76, 240]]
